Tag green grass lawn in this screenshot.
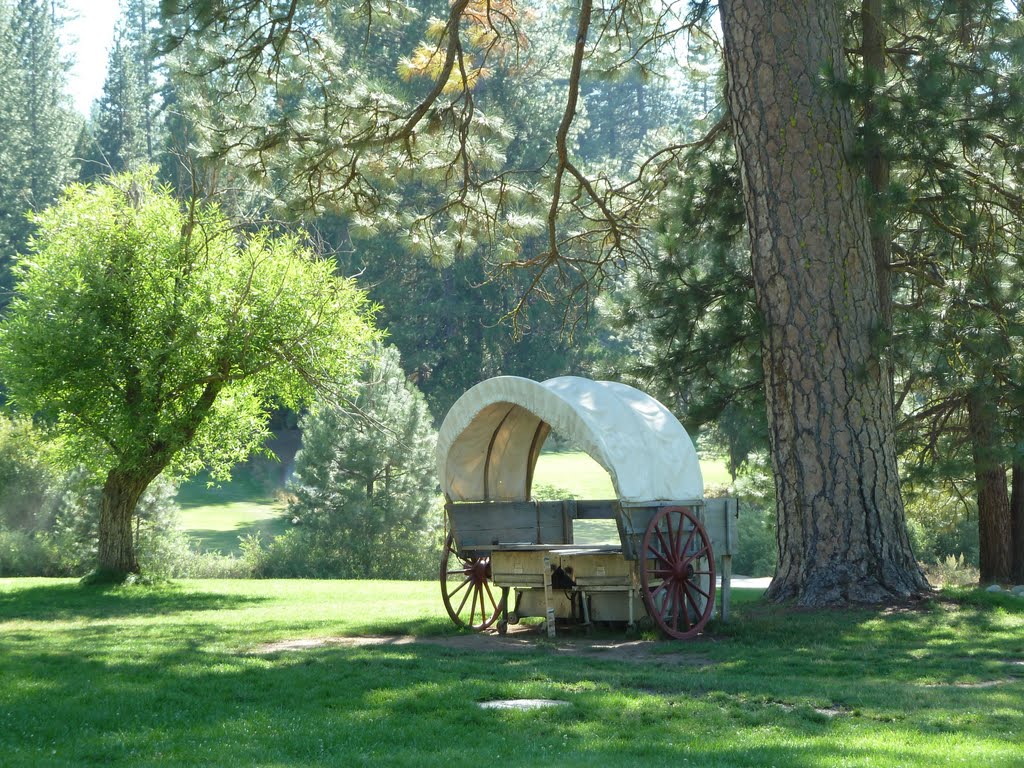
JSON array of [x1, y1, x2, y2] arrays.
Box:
[[176, 472, 288, 555], [1, 578, 1020, 767]]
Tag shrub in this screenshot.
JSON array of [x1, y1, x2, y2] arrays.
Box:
[[0, 529, 59, 576], [0, 416, 59, 534], [903, 486, 979, 566], [708, 456, 778, 578], [923, 553, 980, 587]]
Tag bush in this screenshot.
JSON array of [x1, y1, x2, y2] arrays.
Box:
[[0, 416, 259, 578], [0, 416, 59, 534], [0, 457, 214, 577], [903, 486, 979, 566], [0, 529, 59, 576], [923, 553, 980, 587]]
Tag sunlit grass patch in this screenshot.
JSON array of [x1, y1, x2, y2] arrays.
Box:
[[1, 579, 1021, 767]]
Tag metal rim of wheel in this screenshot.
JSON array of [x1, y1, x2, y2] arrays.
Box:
[[440, 533, 501, 630], [639, 506, 716, 640]]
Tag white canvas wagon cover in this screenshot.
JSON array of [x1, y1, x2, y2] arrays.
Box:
[[437, 376, 703, 504]]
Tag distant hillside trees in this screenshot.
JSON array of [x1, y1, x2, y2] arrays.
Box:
[[78, 35, 148, 181]]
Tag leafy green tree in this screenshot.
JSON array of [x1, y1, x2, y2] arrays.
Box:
[[0, 168, 380, 580], [277, 345, 439, 579]]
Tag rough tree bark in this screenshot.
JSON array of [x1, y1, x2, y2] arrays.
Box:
[[966, 390, 1013, 583], [860, 0, 891, 333], [96, 467, 160, 577], [719, 0, 928, 605]]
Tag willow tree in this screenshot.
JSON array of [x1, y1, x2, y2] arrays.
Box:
[[0, 169, 380, 579]]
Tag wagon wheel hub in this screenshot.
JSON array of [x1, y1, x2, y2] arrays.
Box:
[[671, 561, 694, 582], [471, 559, 490, 583]]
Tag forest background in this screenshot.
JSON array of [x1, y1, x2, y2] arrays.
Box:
[[0, 0, 1020, 586]]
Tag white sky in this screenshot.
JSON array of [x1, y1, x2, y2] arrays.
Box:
[[62, 0, 121, 116]]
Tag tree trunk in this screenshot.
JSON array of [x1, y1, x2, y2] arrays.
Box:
[[96, 468, 156, 579], [719, 0, 928, 605], [1011, 459, 1024, 583], [966, 391, 1013, 583]]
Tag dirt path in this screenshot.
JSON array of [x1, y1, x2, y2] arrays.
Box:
[[251, 627, 714, 665]]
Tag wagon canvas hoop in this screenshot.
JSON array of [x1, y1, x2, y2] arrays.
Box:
[[437, 375, 704, 504]]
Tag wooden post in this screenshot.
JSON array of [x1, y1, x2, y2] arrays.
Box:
[[542, 554, 556, 638]]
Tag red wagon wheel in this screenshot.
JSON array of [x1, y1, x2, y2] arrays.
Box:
[[639, 506, 715, 640], [440, 533, 502, 630]]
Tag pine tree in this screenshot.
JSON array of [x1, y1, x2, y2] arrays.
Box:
[[121, 0, 161, 161], [0, 0, 76, 285], [632, 0, 1024, 585], [79, 36, 147, 181], [9, 0, 76, 213], [286, 346, 439, 579], [0, 1, 28, 265]]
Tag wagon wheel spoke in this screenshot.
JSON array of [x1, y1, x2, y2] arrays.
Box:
[[682, 581, 701, 625], [467, 576, 484, 625], [652, 528, 673, 565], [439, 533, 501, 631], [681, 581, 693, 631], [483, 579, 498, 612], [455, 577, 475, 617], [680, 524, 697, 561], [447, 575, 473, 598], [670, 582, 682, 632], [689, 581, 712, 601], [639, 507, 715, 640], [681, 543, 710, 569], [665, 512, 676, 561]]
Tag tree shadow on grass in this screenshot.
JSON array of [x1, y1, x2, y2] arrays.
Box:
[[0, 582, 268, 621], [2, 635, 1020, 768]]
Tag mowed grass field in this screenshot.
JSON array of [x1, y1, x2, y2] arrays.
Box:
[[0, 578, 1021, 767], [179, 451, 733, 554], [175, 472, 289, 555]]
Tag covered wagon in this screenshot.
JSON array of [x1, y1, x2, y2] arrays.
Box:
[[436, 376, 737, 640]]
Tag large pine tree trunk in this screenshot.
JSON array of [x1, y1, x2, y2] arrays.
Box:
[[966, 391, 1013, 583], [719, 0, 928, 605], [96, 468, 155, 578]]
